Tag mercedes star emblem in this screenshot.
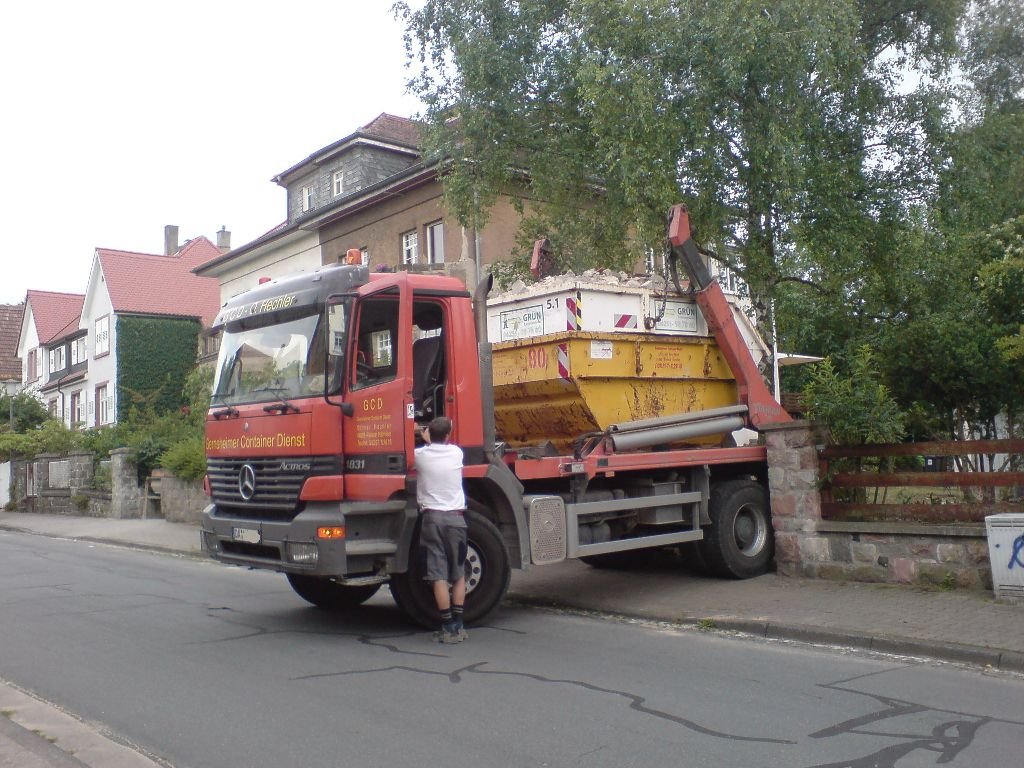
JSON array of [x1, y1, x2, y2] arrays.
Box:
[[238, 464, 257, 501]]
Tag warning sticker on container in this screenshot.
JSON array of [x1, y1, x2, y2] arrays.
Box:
[[614, 313, 638, 330], [557, 344, 570, 379], [590, 340, 613, 360], [499, 304, 544, 341]]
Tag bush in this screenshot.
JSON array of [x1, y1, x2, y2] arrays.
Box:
[[802, 345, 906, 446], [160, 436, 207, 481]]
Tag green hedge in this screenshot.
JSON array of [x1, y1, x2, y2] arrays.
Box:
[[116, 315, 201, 420]]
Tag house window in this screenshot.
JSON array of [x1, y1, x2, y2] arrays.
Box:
[[94, 316, 110, 356], [203, 331, 221, 357], [333, 170, 345, 196], [48, 346, 66, 373], [27, 349, 38, 381], [714, 260, 742, 294], [69, 391, 84, 428], [301, 185, 313, 213], [426, 221, 445, 265], [402, 230, 419, 265], [360, 247, 370, 266], [71, 337, 87, 365], [48, 399, 57, 416], [96, 384, 112, 425]]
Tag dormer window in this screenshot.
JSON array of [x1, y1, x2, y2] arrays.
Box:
[[333, 170, 345, 197], [48, 346, 66, 373], [301, 186, 314, 213], [71, 337, 87, 365]]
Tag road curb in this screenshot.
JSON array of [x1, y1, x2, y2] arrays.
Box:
[[0, 679, 166, 768], [0, 524, 204, 561]]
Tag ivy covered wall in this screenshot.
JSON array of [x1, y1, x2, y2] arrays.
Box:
[[116, 315, 201, 420]]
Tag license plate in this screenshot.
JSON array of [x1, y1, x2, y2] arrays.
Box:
[[232, 527, 261, 544]]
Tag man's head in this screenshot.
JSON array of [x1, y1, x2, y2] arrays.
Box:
[[427, 416, 452, 444]]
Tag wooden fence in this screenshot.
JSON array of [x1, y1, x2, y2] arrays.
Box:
[[819, 439, 1024, 523]]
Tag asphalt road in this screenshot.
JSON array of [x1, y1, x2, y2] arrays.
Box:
[[1, 530, 1022, 768]]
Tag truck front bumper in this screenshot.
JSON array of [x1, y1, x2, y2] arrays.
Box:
[[200, 498, 413, 578]]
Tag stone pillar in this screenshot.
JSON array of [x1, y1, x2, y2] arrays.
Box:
[[33, 453, 57, 492], [761, 420, 826, 577], [109, 448, 141, 519], [68, 451, 95, 492]]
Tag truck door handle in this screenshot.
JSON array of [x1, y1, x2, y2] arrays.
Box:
[[387, 455, 403, 472]]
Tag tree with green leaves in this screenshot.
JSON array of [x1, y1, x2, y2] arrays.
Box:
[[396, 0, 963, 310], [396, 0, 1024, 445], [882, 0, 1024, 441], [0, 391, 50, 434]]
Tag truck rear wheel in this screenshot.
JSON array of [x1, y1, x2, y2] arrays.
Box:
[[699, 479, 774, 579], [286, 574, 382, 609], [390, 509, 511, 629]]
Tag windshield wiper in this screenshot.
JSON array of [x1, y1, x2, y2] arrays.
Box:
[[252, 387, 300, 414], [211, 404, 240, 419]]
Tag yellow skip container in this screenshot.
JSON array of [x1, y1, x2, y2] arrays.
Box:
[[491, 331, 739, 451]]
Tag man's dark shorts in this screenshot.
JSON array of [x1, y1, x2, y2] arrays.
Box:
[[419, 509, 468, 583]]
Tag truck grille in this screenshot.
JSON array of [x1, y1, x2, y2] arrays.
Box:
[[207, 456, 341, 520]]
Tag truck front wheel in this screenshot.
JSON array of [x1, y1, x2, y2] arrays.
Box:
[[286, 574, 382, 609], [699, 479, 774, 579], [390, 509, 511, 629]]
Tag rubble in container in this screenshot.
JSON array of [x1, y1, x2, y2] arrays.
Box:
[[495, 268, 688, 300]]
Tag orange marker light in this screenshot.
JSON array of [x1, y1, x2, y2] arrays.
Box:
[[317, 526, 346, 540], [344, 248, 362, 265]]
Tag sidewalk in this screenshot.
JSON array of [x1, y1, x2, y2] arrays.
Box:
[[2, 510, 1021, 767]]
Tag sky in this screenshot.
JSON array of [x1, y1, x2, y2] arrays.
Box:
[[0, 1, 424, 305]]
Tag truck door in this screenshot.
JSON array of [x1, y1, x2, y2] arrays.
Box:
[[341, 283, 413, 500]]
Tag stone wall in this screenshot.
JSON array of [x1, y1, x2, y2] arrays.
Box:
[[763, 420, 991, 590], [14, 448, 204, 523], [159, 475, 206, 524], [26, 452, 103, 517]]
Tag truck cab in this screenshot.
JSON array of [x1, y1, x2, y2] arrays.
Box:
[[201, 265, 521, 626]]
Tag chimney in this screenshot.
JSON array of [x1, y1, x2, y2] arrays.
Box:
[[164, 225, 179, 255], [217, 226, 231, 251]]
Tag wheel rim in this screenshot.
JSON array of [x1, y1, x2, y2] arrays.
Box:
[[733, 503, 768, 556], [464, 541, 483, 595]]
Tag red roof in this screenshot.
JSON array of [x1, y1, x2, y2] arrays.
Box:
[[26, 290, 85, 345], [97, 237, 223, 327], [0, 303, 25, 381], [359, 113, 423, 148]]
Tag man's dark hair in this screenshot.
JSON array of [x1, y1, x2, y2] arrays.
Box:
[[428, 416, 452, 443]]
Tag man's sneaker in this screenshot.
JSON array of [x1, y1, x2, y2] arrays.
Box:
[[432, 619, 468, 643], [433, 628, 465, 644]]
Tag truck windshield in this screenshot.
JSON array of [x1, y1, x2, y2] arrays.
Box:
[[212, 303, 346, 406]]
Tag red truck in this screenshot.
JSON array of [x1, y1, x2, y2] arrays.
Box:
[[200, 205, 791, 626]]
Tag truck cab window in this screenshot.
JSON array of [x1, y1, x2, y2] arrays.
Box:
[[412, 301, 446, 421], [352, 298, 398, 389]]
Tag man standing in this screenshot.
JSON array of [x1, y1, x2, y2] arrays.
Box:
[[415, 416, 469, 643]]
